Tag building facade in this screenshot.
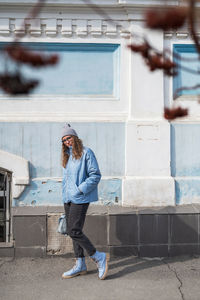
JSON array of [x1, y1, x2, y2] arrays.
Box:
[[1, 0, 200, 257]]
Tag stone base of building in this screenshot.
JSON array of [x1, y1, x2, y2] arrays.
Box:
[[1, 204, 200, 258]]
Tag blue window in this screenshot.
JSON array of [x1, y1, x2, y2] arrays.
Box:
[[173, 44, 200, 98], [0, 42, 120, 98]]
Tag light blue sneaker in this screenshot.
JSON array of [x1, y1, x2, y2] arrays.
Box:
[[62, 257, 87, 279], [90, 251, 110, 280]]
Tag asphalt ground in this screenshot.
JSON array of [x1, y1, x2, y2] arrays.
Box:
[[1, 255, 200, 300]]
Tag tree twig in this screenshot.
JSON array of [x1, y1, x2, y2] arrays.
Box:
[[173, 83, 200, 99], [188, 0, 200, 56]]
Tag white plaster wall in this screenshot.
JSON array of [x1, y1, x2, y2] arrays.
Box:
[[130, 25, 164, 119], [123, 177, 175, 207], [0, 1, 180, 207], [126, 120, 171, 176], [123, 22, 175, 206]]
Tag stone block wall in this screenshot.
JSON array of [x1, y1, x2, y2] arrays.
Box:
[[1, 205, 200, 258]]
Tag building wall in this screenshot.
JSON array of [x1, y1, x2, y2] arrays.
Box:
[[0, 121, 124, 206], [164, 29, 200, 205], [2, 0, 200, 258]]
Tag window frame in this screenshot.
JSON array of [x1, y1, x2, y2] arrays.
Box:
[[0, 41, 121, 101]]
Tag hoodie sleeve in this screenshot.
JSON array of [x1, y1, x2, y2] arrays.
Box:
[[78, 148, 101, 195]]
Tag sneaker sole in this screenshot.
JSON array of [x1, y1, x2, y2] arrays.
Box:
[[62, 270, 87, 279], [99, 253, 110, 280]]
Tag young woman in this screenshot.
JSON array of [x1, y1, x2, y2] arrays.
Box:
[[61, 123, 109, 280]]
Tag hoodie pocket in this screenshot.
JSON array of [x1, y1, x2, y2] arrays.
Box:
[[69, 182, 82, 198], [74, 183, 82, 196]]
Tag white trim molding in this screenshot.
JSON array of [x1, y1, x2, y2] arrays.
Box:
[[0, 112, 128, 122], [0, 18, 131, 39], [0, 0, 181, 7]]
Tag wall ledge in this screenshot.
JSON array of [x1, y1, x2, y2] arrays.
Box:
[[0, 149, 29, 198]]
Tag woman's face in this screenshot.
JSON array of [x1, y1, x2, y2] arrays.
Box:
[[62, 135, 73, 147]]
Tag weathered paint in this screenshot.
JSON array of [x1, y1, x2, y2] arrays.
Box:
[[13, 178, 122, 206], [0, 122, 124, 205], [98, 178, 121, 205], [175, 179, 200, 205], [171, 124, 200, 177], [0, 122, 125, 178], [171, 123, 200, 204]]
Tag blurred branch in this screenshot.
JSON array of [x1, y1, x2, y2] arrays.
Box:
[[173, 83, 200, 99], [164, 106, 189, 120], [188, 0, 200, 55], [0, 0, 59, 95], [14, 0, 46, 42]]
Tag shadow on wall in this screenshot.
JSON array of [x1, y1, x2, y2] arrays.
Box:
[[106, 204, 200, 280], [113, 205, 200, 258]]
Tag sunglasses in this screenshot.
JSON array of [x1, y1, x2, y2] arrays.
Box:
[[62, 136, 72, 143]]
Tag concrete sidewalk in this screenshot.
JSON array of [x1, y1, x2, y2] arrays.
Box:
[[1, 255, 200, 300]]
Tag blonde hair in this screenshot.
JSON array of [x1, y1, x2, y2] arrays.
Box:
[[61, 136, 83, 168]]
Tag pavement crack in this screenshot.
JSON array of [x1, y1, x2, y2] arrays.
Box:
[[163, 260, 185, 300]]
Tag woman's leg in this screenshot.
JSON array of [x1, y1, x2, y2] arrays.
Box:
[[65, 202, 96, 257], [64, 202, 84, 257], [63, 202, 109, 280], [62, 202, 87, 278]]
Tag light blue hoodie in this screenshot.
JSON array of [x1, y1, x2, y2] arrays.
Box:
[[62, 146, 101, 204]]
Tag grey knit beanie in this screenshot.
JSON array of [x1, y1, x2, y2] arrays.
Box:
[[61, 123, 78, 139]]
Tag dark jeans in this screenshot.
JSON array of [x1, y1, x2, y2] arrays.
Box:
[[64, 202, 96, 258]]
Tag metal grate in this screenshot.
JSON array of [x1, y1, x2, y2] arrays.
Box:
[[0, 170, 11, 243]]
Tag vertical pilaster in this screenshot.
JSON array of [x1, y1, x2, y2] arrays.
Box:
[[123, 23, 175, 206]]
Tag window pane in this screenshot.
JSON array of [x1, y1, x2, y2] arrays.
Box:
[[0, 42, 120, 97], [173, 44, 200, 96]]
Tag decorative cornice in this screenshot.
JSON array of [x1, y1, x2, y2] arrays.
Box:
[[0, 18, 131, 38], [164, 23, 192, 39], [164, 31, 190, 39], [0, 0, 186, 39]]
